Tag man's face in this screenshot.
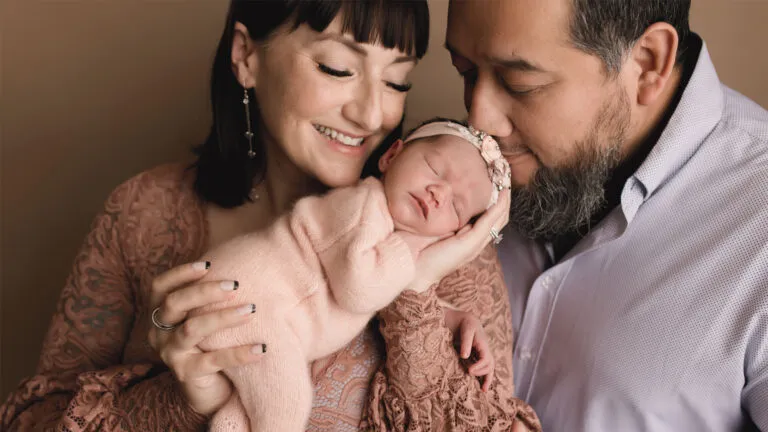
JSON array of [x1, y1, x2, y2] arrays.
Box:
[[447, 0, 633, 239]]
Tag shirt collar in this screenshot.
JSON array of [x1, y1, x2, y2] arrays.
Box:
[[622, 38, 725, 222]]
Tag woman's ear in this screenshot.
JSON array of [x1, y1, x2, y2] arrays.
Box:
[[231, 21, 259, 89], [629, 22, 679, 106], [378, 139, 406, 173]]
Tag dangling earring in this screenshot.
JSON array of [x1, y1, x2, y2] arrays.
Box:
[[243, 88, 256, 159]]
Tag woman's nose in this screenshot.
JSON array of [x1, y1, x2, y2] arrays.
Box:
[[342, 78, 383, 132]]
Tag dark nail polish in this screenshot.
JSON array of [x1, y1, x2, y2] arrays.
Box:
[[205, 261, 211, 269], [233, 281, 239, 290]]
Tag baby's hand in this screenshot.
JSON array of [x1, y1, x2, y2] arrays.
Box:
[[448, 310, 495, 392]]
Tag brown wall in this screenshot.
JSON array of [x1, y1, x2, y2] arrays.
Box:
[[2, 0, 767, 399], [0, 0, 230, 396]]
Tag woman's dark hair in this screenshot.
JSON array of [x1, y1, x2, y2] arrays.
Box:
[[192, 0, 430, 208]]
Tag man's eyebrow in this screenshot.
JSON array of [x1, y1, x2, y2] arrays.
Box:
[[445, 41, 547, 73], [317, 34, 416, 64], [490, 55, 548, 73]]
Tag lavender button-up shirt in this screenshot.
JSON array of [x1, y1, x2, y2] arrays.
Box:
[[500, 41, 768, 431]]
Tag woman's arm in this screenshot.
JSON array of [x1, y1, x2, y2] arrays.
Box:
[[0, 174, 207, 431], [363, 246, 540, 431]]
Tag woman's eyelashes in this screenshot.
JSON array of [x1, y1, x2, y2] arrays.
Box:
[[317, 63, 352, 77], [317, 63, 412, 93], [386, 82, 412, 93]]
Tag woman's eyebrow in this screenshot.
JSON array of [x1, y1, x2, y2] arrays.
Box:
[[316, 34, 416, 64]]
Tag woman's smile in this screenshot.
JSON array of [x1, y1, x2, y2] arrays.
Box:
[[312, 123, 369, 157]]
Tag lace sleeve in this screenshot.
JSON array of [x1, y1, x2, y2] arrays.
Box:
[[0, 173, 207, 431], [363, 246, 541, 431]]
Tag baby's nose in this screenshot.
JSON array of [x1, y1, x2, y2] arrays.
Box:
[[428, 184, 451, 207]]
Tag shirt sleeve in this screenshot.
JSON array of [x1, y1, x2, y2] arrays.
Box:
[[363, 246, 541, 431], [0, 174, 208, 431], [292, 178, 415, 314]]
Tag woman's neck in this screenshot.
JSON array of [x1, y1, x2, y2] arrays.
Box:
[[255, 141, 327, 216]]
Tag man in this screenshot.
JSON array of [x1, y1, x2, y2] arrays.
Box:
[[447, 0, 768, 430]]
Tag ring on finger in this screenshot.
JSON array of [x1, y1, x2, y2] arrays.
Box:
[[151, 307, 181, 331], [490, 228, 503, 245]]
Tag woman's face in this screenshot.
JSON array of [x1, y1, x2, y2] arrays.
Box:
[[235, 16, 417, 188]]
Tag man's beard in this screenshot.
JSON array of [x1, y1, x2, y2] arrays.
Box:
[[509, 88, 630, 240]]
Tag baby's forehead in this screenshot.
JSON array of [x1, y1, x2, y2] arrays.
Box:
[[431, 136, 485, 167], [410, 133, 473, 154]]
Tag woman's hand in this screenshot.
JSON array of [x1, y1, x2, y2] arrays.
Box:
[[146, 262, 264, 417], [408, 189, 511, 292], [445, 309, 495, 392]]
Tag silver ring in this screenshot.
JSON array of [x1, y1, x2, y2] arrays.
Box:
[[151, 307, 179, 331], [490, 228, 503, 245]]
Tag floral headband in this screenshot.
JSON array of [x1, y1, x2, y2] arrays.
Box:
[[404, 121, 512, 208]]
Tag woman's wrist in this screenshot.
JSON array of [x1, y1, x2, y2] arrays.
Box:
[[405, 277, 437, 293]]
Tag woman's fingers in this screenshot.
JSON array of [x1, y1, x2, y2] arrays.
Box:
[[482, 369, 494, 392], [450, 190, 512, 266], [150, 261, 211, 305], [512, 419, 531, 432], [174, 344, 267, 383], [460, 325, 476, 359], [172, 304, 256, 350], [158, 280, 239, 326], [471, 189, 510, 238], [470, 362, 491, 376]]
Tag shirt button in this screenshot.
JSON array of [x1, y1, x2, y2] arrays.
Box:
[[519, 349, 533, 361], [542, 275, 553, 289]]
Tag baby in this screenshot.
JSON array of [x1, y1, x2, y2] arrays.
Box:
[[198, 120, 512, 432]]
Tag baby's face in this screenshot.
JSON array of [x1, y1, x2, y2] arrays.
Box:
[[380, 135, 492, 236]]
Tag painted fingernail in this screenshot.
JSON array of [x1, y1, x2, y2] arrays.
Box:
[[251, 344, 267, 354], [237, 304, 256, 315], [220, 281, 239, 291], [192, 261, 211, 271]]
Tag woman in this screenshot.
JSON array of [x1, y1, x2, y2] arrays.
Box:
[[0, 0, 539, 430]]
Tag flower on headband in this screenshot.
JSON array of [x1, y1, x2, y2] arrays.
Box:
[[480, 135, 502, 164], [468, 126, 511, 194], [489, 158, 512, 190]]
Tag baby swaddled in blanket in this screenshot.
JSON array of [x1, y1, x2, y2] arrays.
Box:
[[196, 120, 512, 431]]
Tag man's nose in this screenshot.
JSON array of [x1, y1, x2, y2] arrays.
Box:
[[466, 73, 513, 138]]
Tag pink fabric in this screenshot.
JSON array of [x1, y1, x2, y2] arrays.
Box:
[[195, 177, 415, 432]]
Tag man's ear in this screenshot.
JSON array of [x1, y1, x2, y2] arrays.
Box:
[[378, 139, 406, 173], [629, 22, 679, 106], [231, 21, 259, 89]]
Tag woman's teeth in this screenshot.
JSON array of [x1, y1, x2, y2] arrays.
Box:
[[314, 125, 364, 147]]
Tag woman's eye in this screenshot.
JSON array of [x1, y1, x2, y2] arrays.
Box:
[[318, 63, 353, 78], [386, 81, 412, 93]]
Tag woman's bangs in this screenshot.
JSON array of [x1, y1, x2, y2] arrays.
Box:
[[293, 0, 429, 58]]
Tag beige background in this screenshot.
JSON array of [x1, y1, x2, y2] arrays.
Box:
[[2, 0, 767, 399]]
